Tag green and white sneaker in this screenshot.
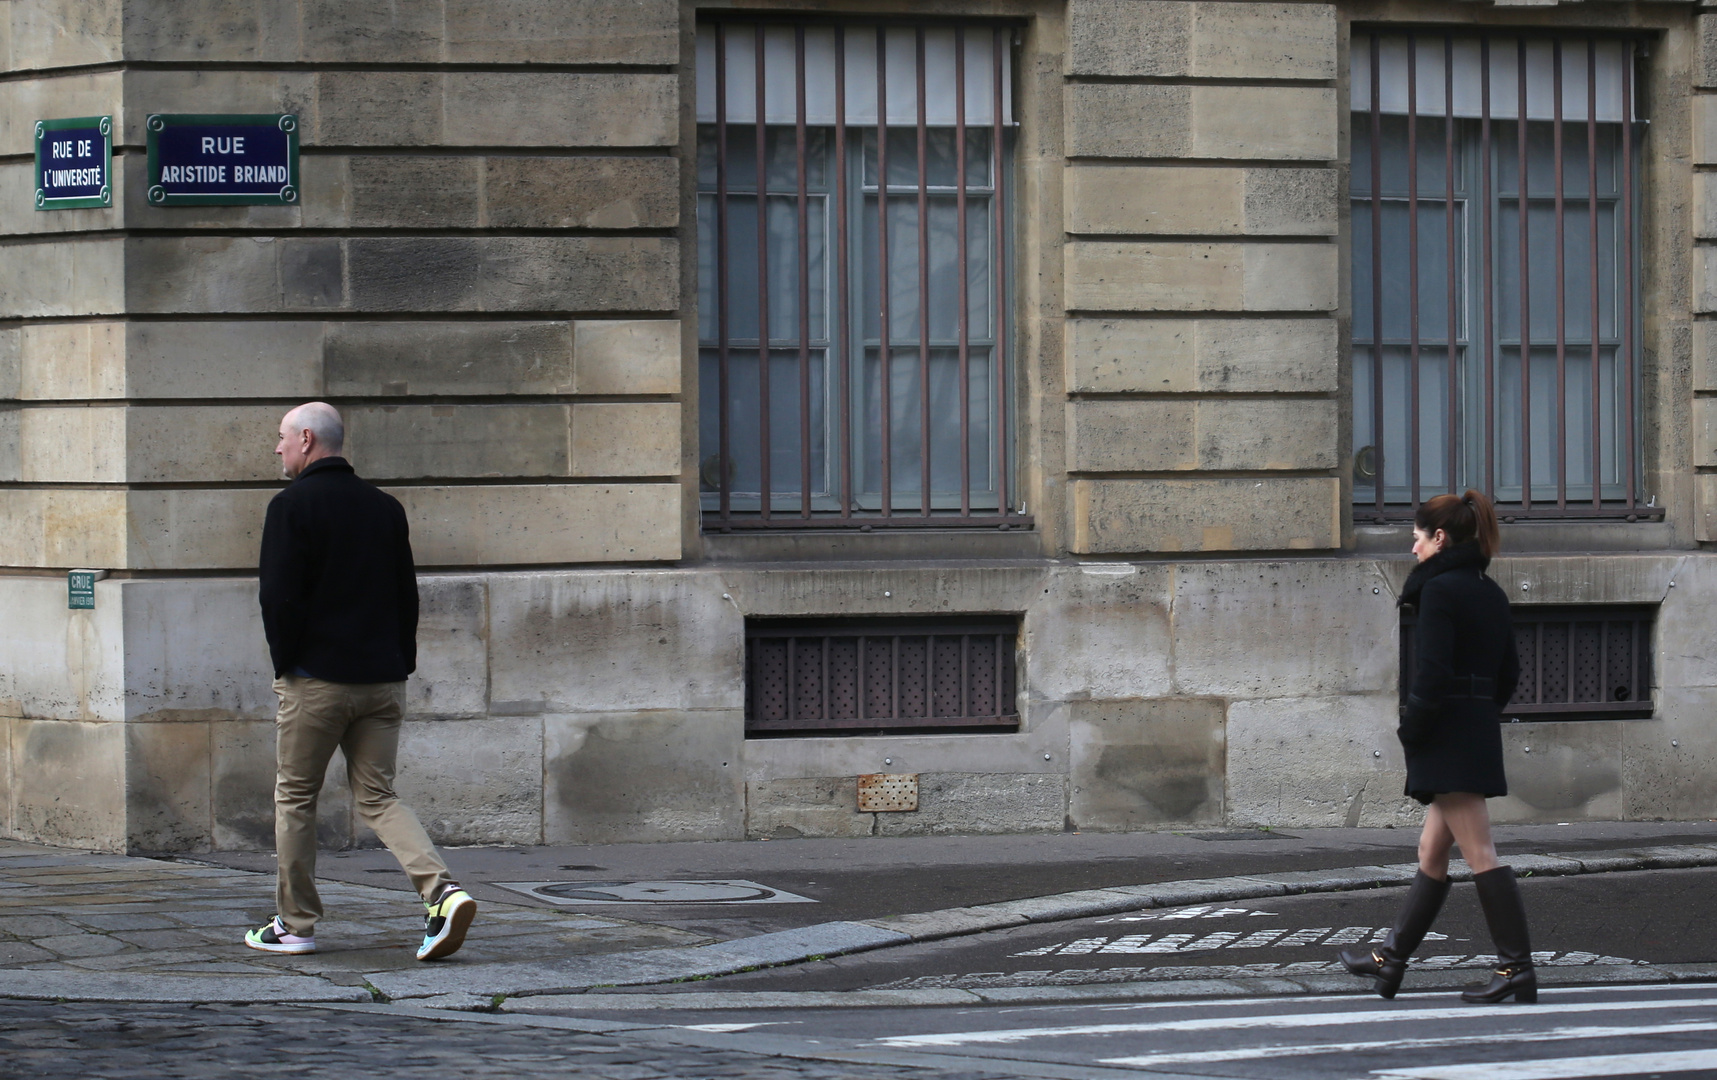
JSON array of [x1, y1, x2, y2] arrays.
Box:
[[245, 915, 316, 955], [417, 883, 476, 961]]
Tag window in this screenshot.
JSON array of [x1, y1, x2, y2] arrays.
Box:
[[1401, 604, 1653, 720], [745, 616, 1019, 736], [1352, 32, 1646, 520], [696, 20, 1026, 529]]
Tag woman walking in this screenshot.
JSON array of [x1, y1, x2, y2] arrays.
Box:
[[1338, 491, 1536, 1004]]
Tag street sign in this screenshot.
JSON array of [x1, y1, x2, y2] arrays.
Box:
[[67, 569, 107, 610], [35, 116, 112, 210], [145, 113, 299, 206]]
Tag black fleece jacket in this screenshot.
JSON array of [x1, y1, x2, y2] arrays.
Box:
[[258, 457, 419, 683], [1397, 540, 1520, 742]]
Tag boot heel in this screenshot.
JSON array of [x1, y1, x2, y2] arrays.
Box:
[[1513, 983, 1537, 1004]]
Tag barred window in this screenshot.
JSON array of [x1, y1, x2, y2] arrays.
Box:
[[745, 616, 1020, 736], [696, 19, 1026, 530], [1352, 32, 1646, 520], [1401, 604, 1653, 721]]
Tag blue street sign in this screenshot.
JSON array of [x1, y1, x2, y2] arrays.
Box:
[[35, 116, 112, 210], [146, 113, 299, 206]]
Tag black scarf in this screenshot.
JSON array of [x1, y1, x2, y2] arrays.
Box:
[[1399, 540, 1490, 608]]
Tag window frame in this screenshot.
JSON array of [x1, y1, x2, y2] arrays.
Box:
[[1350, 28, 1653, 523], [696, 16, 1030, 532], [744, 615, 1022, 737]]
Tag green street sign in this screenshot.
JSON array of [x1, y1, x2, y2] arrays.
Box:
[[145, 113, 299, 206], [68, 569, 106, 610], [35, 116, 112, 210]]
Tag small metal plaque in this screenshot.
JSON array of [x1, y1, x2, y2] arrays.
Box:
[[35, 116, 112, 210], [145, 113, 299, 206], [68, 568, 107, 610], [493, 880, 816, 905], [858, 773, 919, 812]]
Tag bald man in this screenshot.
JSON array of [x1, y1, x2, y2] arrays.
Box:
[[250, 402, 476, 960]]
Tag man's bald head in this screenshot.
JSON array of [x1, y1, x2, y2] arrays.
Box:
[[275, 402, 345, 479], [285, 402, 344, 452]]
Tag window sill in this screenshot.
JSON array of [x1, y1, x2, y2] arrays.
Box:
[[1356, 519, 1681, 555], [699, 528, 1042, 564]]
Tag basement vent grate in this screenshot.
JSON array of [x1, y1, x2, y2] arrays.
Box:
[[745, 616, 1019, 737], [1402, 603, 1654, 721]]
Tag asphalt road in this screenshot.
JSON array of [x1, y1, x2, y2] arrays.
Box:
[[190, 823, 1717, 940], [647, 866, 1717, 995], [538, 983, 1717, 1079], [11, 983, 1717, 1079]]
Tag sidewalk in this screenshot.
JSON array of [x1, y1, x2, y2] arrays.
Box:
[[2, 820, 1715, 1008]]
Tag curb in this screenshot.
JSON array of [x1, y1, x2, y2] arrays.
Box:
[[480, 962, 1717, 1013], [358, 842, 1717, 1003], [0, 971, 372, 1005], [5, 843, 1713, 1006]]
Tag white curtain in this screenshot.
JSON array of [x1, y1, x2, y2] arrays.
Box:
[[1352, 35, 1633, 123], [697, 23, 1014, 127]]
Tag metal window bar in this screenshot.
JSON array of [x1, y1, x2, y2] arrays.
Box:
[[745, 617, 1020, 735], [1353, 30, 1647, 521], [1399, 604, 1654, 720], [698, 18, 1029, 531]]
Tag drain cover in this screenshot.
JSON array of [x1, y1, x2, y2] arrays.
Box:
[[494, 879, 817, 905]]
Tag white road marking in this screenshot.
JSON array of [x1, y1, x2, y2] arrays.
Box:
[[872, 996, 1717, 1047], [1372, 1049, 1717, 1079], [678, 1022, 795, 1033], [1327, 926, 1386, 945], [1098, 1021, 1717, 1067], [1099, 906, 1279, 922], [880, 951, 1641, 991]]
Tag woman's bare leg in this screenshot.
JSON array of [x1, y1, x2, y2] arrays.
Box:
[[1418, 801, 1457, 879], [1429, 792, 1501, 874]]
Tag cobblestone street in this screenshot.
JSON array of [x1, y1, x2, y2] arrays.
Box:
[[0, 1001, 993, 1080], [0, 841, 702, 982]]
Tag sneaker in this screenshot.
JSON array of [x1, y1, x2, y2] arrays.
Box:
[[244, 916, 316, 955], [417, 883, 476, 961]]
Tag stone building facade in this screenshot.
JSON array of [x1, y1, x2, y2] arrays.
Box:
[[1, 0, 1713, 853]]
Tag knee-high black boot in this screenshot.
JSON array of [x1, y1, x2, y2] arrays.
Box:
[[1462, 865, 1537, 1004], [1338, 869, 1450, 999]]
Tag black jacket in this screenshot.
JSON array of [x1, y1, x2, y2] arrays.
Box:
[[1397, 541, 1520, 804], [259, 457, 419, 683]]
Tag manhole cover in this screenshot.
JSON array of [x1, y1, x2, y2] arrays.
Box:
[[494, 879, 817, 905]]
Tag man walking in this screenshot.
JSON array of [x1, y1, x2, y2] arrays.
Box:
[[247, 401, 476, 961]]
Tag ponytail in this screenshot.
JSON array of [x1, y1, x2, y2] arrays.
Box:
[[1415, 489, 1500, 558]]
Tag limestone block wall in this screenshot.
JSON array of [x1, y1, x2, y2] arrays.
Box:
[[3, 554, 1707, 852], [5, 0, 1717, 854], [1061, 1, 1344, 555], [0, 0, 687, 571]]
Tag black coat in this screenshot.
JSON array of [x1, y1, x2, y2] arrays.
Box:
[[1397, 541, 1520, 804], [258, 457, 419, 683]]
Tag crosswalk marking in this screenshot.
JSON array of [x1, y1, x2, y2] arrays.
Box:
[[1097, 1021, 1717, 1067], [872, 996, 1717, 1047], [1372, 1049, 1717, 1079], [1015, 926, 1446, 956], [879, 951, 1643, 991]]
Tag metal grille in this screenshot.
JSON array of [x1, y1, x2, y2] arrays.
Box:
[[1401, 603, 1653, 720], [746, 616, 1018, 735], [1352, 30, 1647, 521], [697, 18, 1028, 531]]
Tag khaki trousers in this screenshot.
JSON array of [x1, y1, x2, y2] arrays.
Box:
[[273, 675, 452, 936]]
